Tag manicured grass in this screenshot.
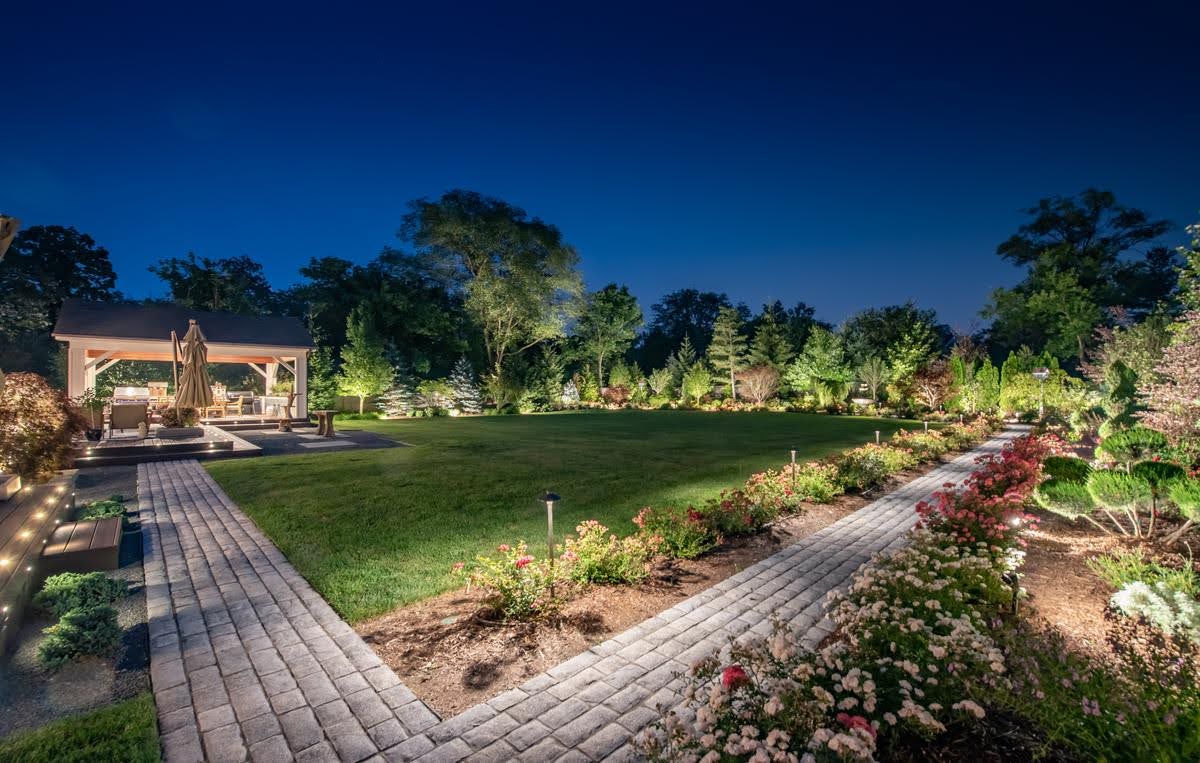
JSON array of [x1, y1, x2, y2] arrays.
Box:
[[0, 693, 159, 762], [207, 410, 916, 622]]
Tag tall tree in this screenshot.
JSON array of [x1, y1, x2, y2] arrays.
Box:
[[708, 306, 748, 400], [150, 252, 278, 314], [748, 303, 795, 371], [399, 189, 583, 380], [985, 189, 1176, 364], [785, 326, 853, 396], [0, 225, 120, 376], [856, 356, 889, 402], [575, 284, 643, 385], [636, 289, 739, 370], [336, 308, 393, 414], [841, 302, 950, 369]]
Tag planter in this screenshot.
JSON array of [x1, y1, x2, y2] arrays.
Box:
[[84, 428, 104, 442], [157, 426, 205, 440], [0, 473, 20, 501]]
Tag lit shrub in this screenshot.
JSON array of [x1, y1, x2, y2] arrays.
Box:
[[783, 461, 843, 504], [1110, 581, 1200, 643], [889, 428, 950, 461], [1096, 426, 1169, 467], [697, 489, 777, 538], [453, 541, 569, 620], [37, 605, 122, 669], [34, 572, 128, 618], [75, 495, 127, 522], [560, 520, 659, 585], [832, 444, 918, 491], [1087, 469, 1151, 512], [1087, 548, 1199, 598], [1041, 455, 1092, 484], [633, 505, 717, 559], [0, 372, 85, 482], [1034, 478, 1096, 520]]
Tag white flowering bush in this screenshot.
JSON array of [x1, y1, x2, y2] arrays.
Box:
[[638, 532, 1014, 761], [1111, 581, 1200, 644]]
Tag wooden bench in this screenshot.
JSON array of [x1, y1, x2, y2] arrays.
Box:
[[39, 518, 122, 577]]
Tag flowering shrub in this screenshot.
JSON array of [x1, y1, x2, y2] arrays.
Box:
[[917, 434, 1049, 550], [634, 505, 717, 559], [832, 444, 919, 492], [560, 520, 660, 585], [742, 461, 844, 512], [454, 541, 569, 620], [938, 418, 996, 450], [697, 489, 778, 537], [785, 461, 843, 504], [889, 429, 950, 461], [640, 531, 1013, 761]]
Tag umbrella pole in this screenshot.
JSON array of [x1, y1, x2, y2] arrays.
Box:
[[171, 331, 180, 410]]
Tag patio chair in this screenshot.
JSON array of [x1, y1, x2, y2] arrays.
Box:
[[109, 403, 148, 438], [223, 395, 248, 417]]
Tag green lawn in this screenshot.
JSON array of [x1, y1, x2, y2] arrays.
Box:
[[207, 410, 915, 622], [0, 693, 159, 763]]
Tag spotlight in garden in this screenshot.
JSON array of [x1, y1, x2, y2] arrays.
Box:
[[1001, 571, 1021, 614]]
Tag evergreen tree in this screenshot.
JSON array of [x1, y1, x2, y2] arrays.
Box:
[[748, 304, 795, 371], [667, 335, 698, 394], [448, 357, 483, 414], [379, 361, 415, 417], [336, 308, 394, 414], [305, 344, 339, 410], [526, 345, 565, 410], [708, 306, 748, 400]]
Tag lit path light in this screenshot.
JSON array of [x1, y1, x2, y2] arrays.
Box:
[[541, 490, 561, 598]]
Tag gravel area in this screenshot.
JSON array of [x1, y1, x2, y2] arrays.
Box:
[[0, 466, 150, 740]]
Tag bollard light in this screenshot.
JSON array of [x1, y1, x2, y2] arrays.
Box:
[[1001, 571, 1021, 614], [540, 491, 560, 565], [874, 430, 880, 444], [923, 420, 929, 432], [790, 449, 797, 492]]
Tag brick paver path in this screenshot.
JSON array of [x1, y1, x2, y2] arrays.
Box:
[[141, 429, 1020, 762]]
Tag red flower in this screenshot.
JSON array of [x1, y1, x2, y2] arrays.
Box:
[[721, 664, 751, 690], [515, 555, 534, 569], [452, 561, 465, 572], [498, 543, 512, 553], [836, 712, 877, 739]]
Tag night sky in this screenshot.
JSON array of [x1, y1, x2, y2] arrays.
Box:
[[4, 2, 1198, 330]]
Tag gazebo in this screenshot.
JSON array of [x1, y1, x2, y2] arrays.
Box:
[[53, 299, 314, 419]]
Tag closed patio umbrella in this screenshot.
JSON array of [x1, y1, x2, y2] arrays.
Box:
[[174, 319, 213, 411]]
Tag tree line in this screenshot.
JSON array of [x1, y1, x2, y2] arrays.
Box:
[[0, 188, 1189, 413]]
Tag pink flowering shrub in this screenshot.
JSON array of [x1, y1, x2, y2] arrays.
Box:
[[743, 461, 844, 510], [639, 531, 1013, 761], [453, 541, 570, 620], [560, 520, 661, 585], [917, 434, 1052, 551], [634, 505, 718, 559]]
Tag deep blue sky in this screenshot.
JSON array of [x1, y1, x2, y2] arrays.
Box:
[[4, 2, 1198, 331]]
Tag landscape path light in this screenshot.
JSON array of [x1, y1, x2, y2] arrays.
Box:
[[790, 449, 796, 492], [541, 491, 560, 598], [1032, 367, 1051, 418], [874, 430, 880, 444]]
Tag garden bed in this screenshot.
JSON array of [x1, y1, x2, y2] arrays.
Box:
[[358, 463, 943, 717]]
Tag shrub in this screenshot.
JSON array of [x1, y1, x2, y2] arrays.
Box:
[[633, 505, 717, 559], [1166, 477, 1200, 544], [37, 605, 122, 668], [0, 372, 85, 482], [1041, 455, 1092, 484], [453, 541, 569, 620], [1110, 581, 1200, 643], [1087, 469, 1152, 535], [735, 365, 780, 404], [1087, 548, 1199, 598], [832, 443, 918, 491], [639, 530, 1011, 762], [1034, 478, 1096, 520], [600, 385, 630, 407], [783, 461, 843, 504], [1097, 426, 1169, 466], [889, 428, 950, 461], [159, 407, 198, 427], [75, 495, 126, 521], [560, 520, 659, 585], [34, 572, 128, 618], [696, 489, 776, 537]]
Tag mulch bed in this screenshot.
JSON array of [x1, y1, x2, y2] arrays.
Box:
[[357, 462, 946, 718]]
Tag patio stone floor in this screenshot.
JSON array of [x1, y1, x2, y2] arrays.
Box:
[[140, 428, 1022, 762]]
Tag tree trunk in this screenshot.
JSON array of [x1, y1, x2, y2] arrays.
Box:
[[358, 396, 364, 415], [730, 369, 737, 401]]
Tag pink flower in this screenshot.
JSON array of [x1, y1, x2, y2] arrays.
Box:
[[497, 544, 511, 553], [721, 664, 750, 691], [515, 555, 534, 569], [836, 712, 877, 739], [451, 561, 465, 572]]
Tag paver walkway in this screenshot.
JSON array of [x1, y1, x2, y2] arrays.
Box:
[[141, 429, 1021, 762]]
